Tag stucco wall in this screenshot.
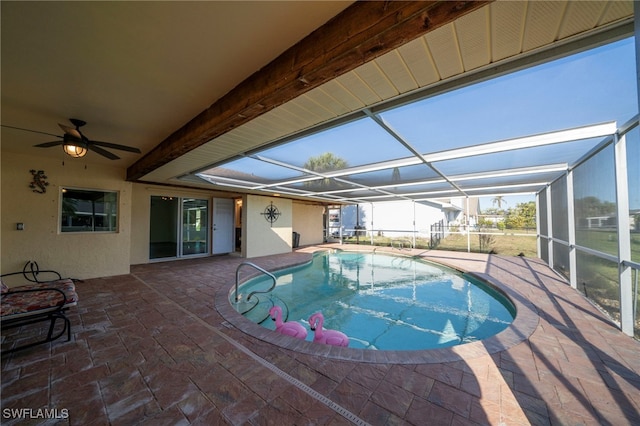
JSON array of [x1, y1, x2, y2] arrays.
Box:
[[1, 151, 132, 279], [1, 152, 328, 277], [245, 195, 292, 258], [292, 202, 324, 246]]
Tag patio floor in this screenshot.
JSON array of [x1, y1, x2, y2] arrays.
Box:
[[2, 245, 639, 425]]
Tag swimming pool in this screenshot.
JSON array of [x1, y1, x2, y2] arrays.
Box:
[[232, 250, 515, 351]]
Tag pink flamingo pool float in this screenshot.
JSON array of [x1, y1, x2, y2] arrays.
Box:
[[269, 306, 308, 340], [308, 312, 349, 347]]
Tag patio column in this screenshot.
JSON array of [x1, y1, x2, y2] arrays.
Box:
[[635, 1, 640, 114], [370, 203, 374, 245], [412, 201, 416, 249], [339, 205, 343, 244], [567, 169, 577, 289], [536, 192, 542, 258], [466, 196, 471, 253], [614, 130, 633, 336], [546, 185, 554, 269]]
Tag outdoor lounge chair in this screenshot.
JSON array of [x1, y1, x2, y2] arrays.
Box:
[[1, 262, 78, 354]]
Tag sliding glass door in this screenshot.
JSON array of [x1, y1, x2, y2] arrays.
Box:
[[149, 196, 179, 259], [149, 196, 209, 260], [182, 198, 208, 255]]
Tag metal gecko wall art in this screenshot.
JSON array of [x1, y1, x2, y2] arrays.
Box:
[[29, 169, 49, 193]]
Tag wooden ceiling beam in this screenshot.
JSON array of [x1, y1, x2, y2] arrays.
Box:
[[127, 1, 492, 181]]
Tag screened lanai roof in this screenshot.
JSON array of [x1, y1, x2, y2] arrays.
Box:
[[195, 37, 638, 204]]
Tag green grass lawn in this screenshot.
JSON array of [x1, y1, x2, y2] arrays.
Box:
[[573, 231, 640, 338], [341, 230, 538, 257], [431, 232, 537, 257], [575, 229, 640, 262]]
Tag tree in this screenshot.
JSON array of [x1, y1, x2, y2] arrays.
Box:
[[303, 152, 348, 189], [491, 196, 506, 209], [303, 152, 348, 173], [574, 196, 615, 217], [504, 201, 536, 229]]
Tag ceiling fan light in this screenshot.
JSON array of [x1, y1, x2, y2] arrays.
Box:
[[63, 143, 87, 158]]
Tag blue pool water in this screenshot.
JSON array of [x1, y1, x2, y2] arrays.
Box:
[[233, 251, 515, 351]]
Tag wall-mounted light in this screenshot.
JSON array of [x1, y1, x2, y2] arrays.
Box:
[[63, 143, 88, 158]]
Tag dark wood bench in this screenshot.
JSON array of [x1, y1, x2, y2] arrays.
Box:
[[1, 262, 78, 354]]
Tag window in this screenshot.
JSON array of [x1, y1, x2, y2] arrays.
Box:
[[61, 188, 118, 232]]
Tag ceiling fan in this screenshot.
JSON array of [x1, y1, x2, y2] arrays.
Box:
[[2, 118, 142, 160]]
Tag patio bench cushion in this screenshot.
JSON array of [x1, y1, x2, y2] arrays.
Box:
[[1, 274, 78, 354], [0, 278, 78, 319]]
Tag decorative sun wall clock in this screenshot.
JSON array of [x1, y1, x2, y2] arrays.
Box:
[[261, 202, 281, 226]]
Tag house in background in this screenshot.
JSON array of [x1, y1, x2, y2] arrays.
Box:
[[327, 197, 479, 241]]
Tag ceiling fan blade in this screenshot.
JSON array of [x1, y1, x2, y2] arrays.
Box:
[[58, 123, 82, 139], [1, 124, 61, 138], [88, 144, 120, 160], [90, 140, 142, 153], [34, 140, 64, 148]]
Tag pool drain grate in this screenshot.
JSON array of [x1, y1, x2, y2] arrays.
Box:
[[219, 328, 372, 426], [133, 274, 372, 426]]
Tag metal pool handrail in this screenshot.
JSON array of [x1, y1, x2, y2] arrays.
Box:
[[235, 261, 277, 302]]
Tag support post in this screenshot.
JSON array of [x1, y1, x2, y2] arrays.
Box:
[[536, 192, 542, 259], [567, 170, 577, 289], [466, 196, 471, 253], [412, 201, 416, 249], [546, 185, 554, 269], [614, 131, 633, 336], [370, 203, 374, 246]]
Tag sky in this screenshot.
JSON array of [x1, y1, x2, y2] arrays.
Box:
[[378, 38, 638, 154]]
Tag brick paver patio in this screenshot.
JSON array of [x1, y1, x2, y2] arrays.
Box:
[[2, 245, 639, 425]]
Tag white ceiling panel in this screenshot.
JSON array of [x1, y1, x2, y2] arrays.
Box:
[[304, 87, 353, 118], [216, 123, 265, 147], [259, 105, 311, 134], [455, 6, 491, 71], [560, 1, 607, 39], [246, 114, 292, 139], [353, 61, 399, 100], [397, 37, 440, 87], [290, 94, 338, 124], [335, 72, 382, 106], [601, 1, 634, 25], [233, 118, 283, 143], [522, 1, 567, 51], [424, 24, 464, 79], [491, 1, 527, 62], [275, 100, 325, 129], [374, 50, 418, 95], [317, 80, 367, 112]]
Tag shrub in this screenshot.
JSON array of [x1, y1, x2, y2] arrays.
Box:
[[478, 233, 495, 252]]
